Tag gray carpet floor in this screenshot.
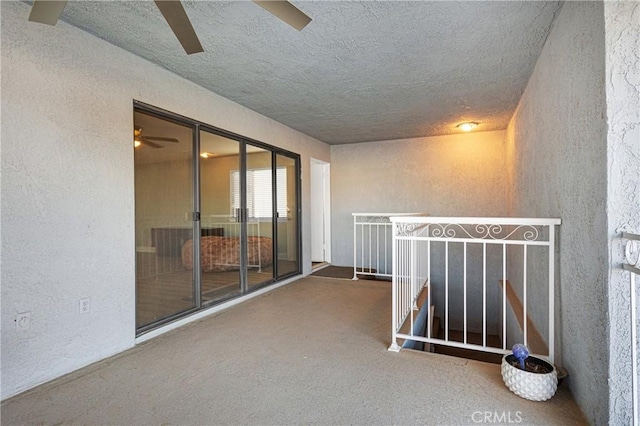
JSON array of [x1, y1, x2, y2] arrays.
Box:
[[2, 276, 586, 425]]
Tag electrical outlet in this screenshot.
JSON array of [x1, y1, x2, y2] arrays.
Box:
[[79, 297, 91, 314], [16, 312, 31, 332]]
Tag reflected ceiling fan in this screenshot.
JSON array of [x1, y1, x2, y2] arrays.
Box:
[[134, 126, 179, 148], [27, 0, 312, 55]]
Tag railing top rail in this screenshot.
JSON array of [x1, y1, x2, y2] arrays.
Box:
[[353, 212, 430, 217], [389, 216, 561, 226], [623, 232, 640, 241]]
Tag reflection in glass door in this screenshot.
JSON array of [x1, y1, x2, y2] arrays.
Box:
[[245, 146, 275, 290], [276, 154, 299, 278], [134, 111, 196, 329], [134, 103, 301, 333], [199, 130, 242, 304]]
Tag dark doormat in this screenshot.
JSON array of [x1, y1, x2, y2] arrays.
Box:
[[310, 266, 384, 280]]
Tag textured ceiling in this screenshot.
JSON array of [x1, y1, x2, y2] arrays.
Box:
[[54, 1, 561, 144]]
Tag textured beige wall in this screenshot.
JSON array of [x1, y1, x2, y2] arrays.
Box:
[[331, 130, 508, 266], [506, 2, 608, 424], [605, 2, 640, 423], [202, 155, 239, 216], [0, 1, 328, 400]]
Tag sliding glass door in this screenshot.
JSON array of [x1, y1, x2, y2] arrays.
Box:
[[134, 110, 196, 329], [199, 130, 242, 304], [134, 102, 301, 333], [245, 145, 276, 290], [276, 154, 299, 279]]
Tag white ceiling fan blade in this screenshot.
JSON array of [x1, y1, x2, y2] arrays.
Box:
[[253, 1, 312, 31], [154, 0, 204, 55], [29, 0, 68, 26]]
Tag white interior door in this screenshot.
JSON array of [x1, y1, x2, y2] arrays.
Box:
[[310, 159, 330, 263]]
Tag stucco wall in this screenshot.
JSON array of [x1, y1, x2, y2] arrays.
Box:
[[0, 1, 329, 400], [505, 2, 608, 424], [605, 2, 640, 423], [331, 130, 508, 266]]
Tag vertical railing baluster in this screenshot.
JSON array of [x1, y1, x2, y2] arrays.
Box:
[[406, 237, 409, 315], [445, 240, 449, 342], [503, 242, 507, 351], [410, 236, 416, 309], [384, 223, 388, 275], [368, 224, 372, 273], [404, 237, 408, 323], [464, 241, 467, 345], [353, 216, 357, 280], [548, 224, 555, 363], [483, 242, 487, 347], [427, 232, 431, 339], [376, 223, 380, 276], [416, 238, 420, 300], [361, 222, 364, 276], [398, 236, 402, 325], [523, 244, 528, 348], [401, 237, 405, 325], [398, 235, 401, 327], [390, 221, 398, 350], [410, 233, 415, 336], [397, 237, 400, 323], [631, 270, 638, 426]]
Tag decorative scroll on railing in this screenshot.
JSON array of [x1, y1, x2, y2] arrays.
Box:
[[396, 222, 543, 242], [622, 231, 640, 426], [353, 213, 429, 280], [389, 217, 561, 364]]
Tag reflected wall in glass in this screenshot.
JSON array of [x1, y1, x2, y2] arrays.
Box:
[[134, 111, 195, 329], [245, 146, 275, 290], [199, 130, 243, 304], [276, 154, 299, 277]]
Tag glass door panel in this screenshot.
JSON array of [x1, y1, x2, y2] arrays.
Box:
[[276, 154, 299, 278], [246, 146, 275, 289], [134, 103, 303, 333], [200, 130, 242, 304], [134, 111, 196, 329]]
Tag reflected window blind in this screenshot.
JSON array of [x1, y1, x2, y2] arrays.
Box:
[[231, 168, 287, 218]]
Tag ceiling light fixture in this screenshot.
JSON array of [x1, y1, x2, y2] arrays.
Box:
[[200, 152, 214, 158], [457, 122, 479, 132]]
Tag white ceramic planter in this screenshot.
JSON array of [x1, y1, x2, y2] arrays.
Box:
[[501, 354, 558, 401]]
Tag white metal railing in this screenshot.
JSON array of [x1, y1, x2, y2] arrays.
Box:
[[623, 231, 640, 426], [388, 217, 561, 364], [352, 213, 429, 280]]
